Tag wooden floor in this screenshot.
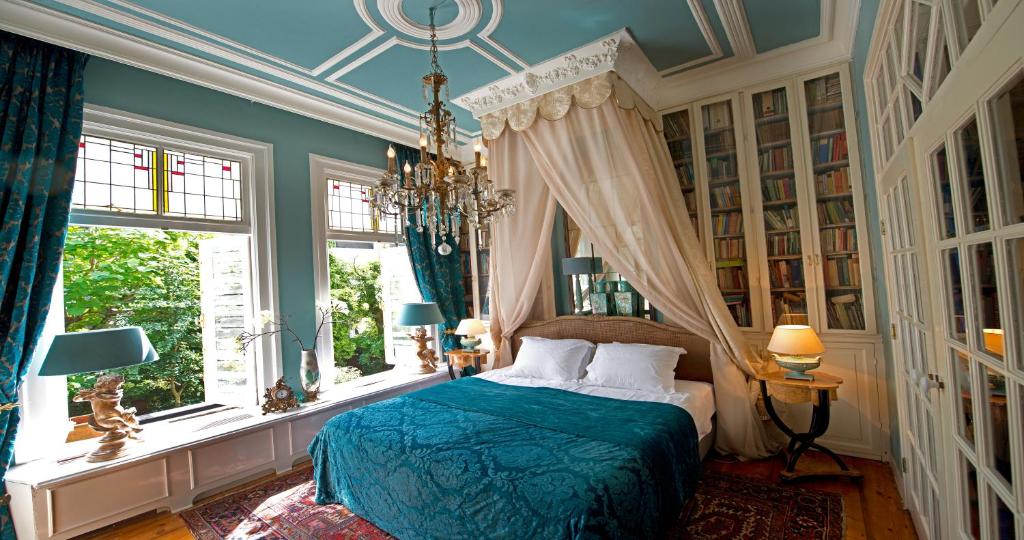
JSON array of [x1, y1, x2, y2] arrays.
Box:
[[78, 452, 916, 539]]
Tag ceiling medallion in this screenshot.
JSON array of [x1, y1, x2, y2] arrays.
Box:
[[377, 0, 483, 40], [369, 5, 516, 255]]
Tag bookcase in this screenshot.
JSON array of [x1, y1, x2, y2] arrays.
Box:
[[458, 221, 491, 320], [662, 66, 876, 335]]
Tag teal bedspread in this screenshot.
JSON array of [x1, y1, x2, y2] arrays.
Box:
[[309, 377, 700, 539]]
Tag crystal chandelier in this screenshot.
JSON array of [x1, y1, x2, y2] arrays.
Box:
[[369, 6, 516, 255]]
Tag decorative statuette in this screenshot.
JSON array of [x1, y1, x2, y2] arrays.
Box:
[[262, 378, 299, 414]]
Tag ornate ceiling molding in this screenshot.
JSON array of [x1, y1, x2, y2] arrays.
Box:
[[377, 0, 483, 40], [454, 29, 659, 119]]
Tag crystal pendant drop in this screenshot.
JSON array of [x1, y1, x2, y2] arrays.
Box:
[[436, 242, 453, 256]]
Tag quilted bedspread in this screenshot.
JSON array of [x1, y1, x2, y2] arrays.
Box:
[[309, 377, 700, 539]]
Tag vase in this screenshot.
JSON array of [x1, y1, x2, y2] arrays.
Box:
[[300, 349, 320, 402]]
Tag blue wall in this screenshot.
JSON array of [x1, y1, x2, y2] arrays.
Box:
[[82, 58, 391, 390], [849, 0, 899, 460]]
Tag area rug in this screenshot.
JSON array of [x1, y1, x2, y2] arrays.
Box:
[[181, 467, 843, 539]]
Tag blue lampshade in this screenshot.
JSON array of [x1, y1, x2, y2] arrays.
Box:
[[39, 327, 159, 376], [397, 302, 445, 326]]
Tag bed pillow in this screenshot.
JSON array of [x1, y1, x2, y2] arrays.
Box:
[[583, 342, 685, 393], [506, 337, 596, 381]]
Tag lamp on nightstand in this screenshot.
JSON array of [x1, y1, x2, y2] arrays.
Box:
[[39, 327, 158, 462], [767, 324, 825, 380], [398, 302, 445, 374], [455, 319, 486, 351]]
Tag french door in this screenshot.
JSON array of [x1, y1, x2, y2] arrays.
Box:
[[879, 144, 947, 540]]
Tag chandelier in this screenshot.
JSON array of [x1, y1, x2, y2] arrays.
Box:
[[369, 6, 516, 255]]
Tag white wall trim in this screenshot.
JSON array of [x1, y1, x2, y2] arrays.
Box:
[[657, 0, 726, 75], [713, 0, 757, 58], [311, 0, 388, 77]]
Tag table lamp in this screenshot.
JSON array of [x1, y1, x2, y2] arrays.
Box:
[[562, 256, 602, 314], [767, 324, 825, 380], [39, 327, 158, 462], [455, 318, 486, 351], [398, 302, 445, 374]]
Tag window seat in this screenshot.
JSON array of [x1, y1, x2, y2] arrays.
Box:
[[6, 370, 447, 540]]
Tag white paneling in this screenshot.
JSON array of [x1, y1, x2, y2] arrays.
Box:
[[49, 459, 168, 535], [189, 428, 275, 488]]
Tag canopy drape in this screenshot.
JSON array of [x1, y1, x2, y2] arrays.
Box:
[[485, 73, 776, 458]]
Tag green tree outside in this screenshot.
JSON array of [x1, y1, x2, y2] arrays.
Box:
[[327, 251, 390, 382]]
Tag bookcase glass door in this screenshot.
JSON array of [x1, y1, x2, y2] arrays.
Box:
[[662, 109, 700, 240], [803, 73, 866, 330], [702, 99, 752, 327], [751, 86, 810, 326]]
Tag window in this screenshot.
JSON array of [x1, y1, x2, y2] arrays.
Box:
[[310, 155, 422, 388], [19, 108, 278, 451]]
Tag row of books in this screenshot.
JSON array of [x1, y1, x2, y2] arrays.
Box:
[[823, 256, 861, 287], [717, 265, 748, 290], [806, 75, 842, 108], [808, 108, 846, 134], [766, 231, 802, 256], [707, 156, 737, 179], [676, 163, 695, 188], [771, 294, 808, 325], [764, 207, 799, 231], [715, 237, 745, 259], [682, 191, 697, 214], [726, 302, 752, 327], [759, 146, 793, 173], [712, 212, 744, 235], [817, 199, 856, 225], [663, 111, 691, 140], [815, 167, 852, 196], [710, 185, 742, 208], [667, 139, 691, 159], [768, 259, 805, 289], [820, 228, 858, 253], [704, 130, 736, 154], [756, 121, 790, 142], [812, 132, 848, 164], [755, 89, 789, 117], [762, 177, 798, 201], [826, 294, 865, 329], [703, 102, 733, 130]]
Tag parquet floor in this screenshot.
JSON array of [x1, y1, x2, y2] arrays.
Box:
[[77, 451, 917, 539]]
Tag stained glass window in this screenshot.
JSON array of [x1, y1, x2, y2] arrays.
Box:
[[164, 150, 242, 221], [326, 179, 400, 235], [72, 135, 157, 214]]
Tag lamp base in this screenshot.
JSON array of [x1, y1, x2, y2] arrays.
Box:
[[406, 326, 437, 374], [783, 370, 816, 381], [72, 374, 142, 463], [460, 336, 481, 351], [772, 354, 821, 381]]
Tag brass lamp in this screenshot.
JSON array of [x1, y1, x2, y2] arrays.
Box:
[[39, 327, 158, 462], [397, 303, 445, 374], [455, 319, 486, 351], [767, 325, 825, 380]]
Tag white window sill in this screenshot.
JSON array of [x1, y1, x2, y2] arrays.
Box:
[[7, 369, 448, 488]]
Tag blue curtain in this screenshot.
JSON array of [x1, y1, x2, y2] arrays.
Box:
[[396, 145, 468, 352], [0, 31, 88, 537]]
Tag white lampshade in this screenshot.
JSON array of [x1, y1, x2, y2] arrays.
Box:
[[455, 318, 486, 337], [767, 325, 825, 356]]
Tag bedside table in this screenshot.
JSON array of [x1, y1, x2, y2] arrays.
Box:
[[755, 369, 862, 481], [445, 349, 489, 380]]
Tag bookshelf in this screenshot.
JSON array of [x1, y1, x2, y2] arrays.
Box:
[[457, 221, 491, 320], [803, 73, 865, 330], [662, 108, 700, 239], [750, 86, 809, 326], [701, 99, 752, 328]]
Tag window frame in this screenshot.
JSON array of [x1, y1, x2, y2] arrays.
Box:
[[16, 106, 281, 462]]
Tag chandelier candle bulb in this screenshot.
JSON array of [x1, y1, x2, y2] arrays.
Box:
[[386, 145, 396, 174], [474, 142, 482, 168]]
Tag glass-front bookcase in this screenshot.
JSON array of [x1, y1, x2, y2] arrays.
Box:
[[663, 108, 701, 239]]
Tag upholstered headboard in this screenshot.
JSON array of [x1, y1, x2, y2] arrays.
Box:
[[510, 316, 714, 384]]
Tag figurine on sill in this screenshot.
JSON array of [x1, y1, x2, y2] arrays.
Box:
[[398, 302, 446, 374], [73, 374, 143, 458]]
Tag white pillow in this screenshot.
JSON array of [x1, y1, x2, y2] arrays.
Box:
[[583, 342, 685, 393], [506, 337, 596, 381]]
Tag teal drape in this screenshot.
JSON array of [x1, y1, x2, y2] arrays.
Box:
[[0, 31, 88, 537], [396, 145, 467, 352]]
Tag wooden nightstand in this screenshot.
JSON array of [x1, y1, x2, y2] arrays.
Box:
[[755, 369, 862, 481], [444, 349, 489, 380]]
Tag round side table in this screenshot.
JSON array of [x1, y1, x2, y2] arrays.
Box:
[[445, 349, 489, 380]]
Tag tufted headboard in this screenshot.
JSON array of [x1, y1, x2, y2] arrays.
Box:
[[510, 316, 714, 384]]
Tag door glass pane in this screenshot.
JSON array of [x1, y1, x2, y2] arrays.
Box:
[[753, 87, 807, 325], [931, 11, 952, 92], [909, 89, 924, 122], [703, 100, 752, 327], [992, 488, 1018, 540], [961, 454, 982, 539], [663, 109, 700, 239], [982, 366, 1012, 486], [990, 74, 1024, 225], [943, 248, 967, 342], [804, 73, 865, 330], [953, 349, 975, 446], [953, 0, 982, 46], [958, 118, 992, 232], [1008, 238, 1024, 371], [970, 242, 1003, 359], [933, 145, 957, 238], [909, 1, 932, 85]]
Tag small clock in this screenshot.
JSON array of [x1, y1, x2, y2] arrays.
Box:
[[262, 377, 299, 414]]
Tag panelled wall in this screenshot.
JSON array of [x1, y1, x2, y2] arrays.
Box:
[[660, 64, 889, 460]]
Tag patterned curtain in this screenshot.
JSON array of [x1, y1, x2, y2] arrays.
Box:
[[0, 31, 88, 537], [396, 145, 468, 352]]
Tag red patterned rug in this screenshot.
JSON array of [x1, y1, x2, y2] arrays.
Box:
[[181, 467, 843, 539]]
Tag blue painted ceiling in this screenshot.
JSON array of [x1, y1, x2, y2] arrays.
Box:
[[33, 0, 823, 138]]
